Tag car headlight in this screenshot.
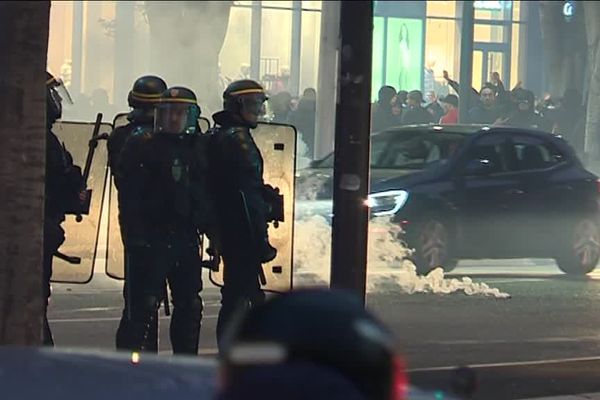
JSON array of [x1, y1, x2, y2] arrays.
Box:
[[366, 190, 409, 217]]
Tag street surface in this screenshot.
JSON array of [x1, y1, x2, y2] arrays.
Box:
[[49, 260, 600, 399]]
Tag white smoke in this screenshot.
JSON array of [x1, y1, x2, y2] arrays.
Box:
[[293, 214, 511, 299]]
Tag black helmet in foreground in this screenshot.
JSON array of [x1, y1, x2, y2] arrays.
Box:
[[127, 75, 167, 110], [223, 79, 268, 128], [154, 86, 201, 135], [219, 289, 408, 400]]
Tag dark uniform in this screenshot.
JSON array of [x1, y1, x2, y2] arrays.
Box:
[[209, 80, 277, 348], [117, 87, 211, 354], [505, 89, 552, 131], [109, 76, 167, 352], [44, 72, 83, 345]]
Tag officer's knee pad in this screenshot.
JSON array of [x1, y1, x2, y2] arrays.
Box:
[[173, 295, 203, 314]]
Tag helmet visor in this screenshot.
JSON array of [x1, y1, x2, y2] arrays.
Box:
[[47, 76, 73, 105], [154, 103, 200, 135], [241, 93, 268, 117]]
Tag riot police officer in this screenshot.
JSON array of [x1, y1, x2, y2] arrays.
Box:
[[110, 75, 167, 351], [209, 80, 277, 349], [117, 87, 211, 354], [44, 72, 84, 345]]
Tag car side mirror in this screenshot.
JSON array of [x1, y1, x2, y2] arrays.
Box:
[[464, 158, 495, 176]]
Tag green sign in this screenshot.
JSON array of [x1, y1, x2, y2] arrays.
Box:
[[372, 17, 423, 101]]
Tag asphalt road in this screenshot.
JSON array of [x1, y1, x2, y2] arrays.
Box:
[[48, 260, 600, 399]]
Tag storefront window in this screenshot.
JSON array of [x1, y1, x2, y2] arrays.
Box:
[[385, 18, 423, 92], [474, 0, 513, 21], [372, 17, 385, 100], [220, 7, 252, 82], [425, 18, 457, 96], [510, 22, 520, 89], [426, 0, 456, 18], [300, 10, 321, 92], [472, 49, 484, 93], [261, 9, 293, 92], [302, 1, 321, 11], [513, 0, 521, 21], [262, 1, 293, 8], [474, 23, 505, 43]]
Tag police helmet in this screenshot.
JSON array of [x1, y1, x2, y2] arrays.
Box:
[[46, 71, 72, 124], [127, 75, 167, 109], [154, 86, 201, 135], [220, 289, 406, 400], [223, 79, 268, 128]]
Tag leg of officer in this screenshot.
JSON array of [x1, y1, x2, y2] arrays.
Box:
[[168, 243, 203, 355]]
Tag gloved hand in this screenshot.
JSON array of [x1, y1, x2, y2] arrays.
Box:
[[259, 238, 277, 264]]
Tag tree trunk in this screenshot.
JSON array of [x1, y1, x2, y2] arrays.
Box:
[[0, 1, 50, 345], [583, 2, 600, 159], [539, 1, 587, 98], [145, 1, 233, 115]]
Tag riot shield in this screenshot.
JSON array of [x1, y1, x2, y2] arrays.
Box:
[[50, 120, 112, 283], [210, 122, 296, 293], [104, 113, 130, 279]]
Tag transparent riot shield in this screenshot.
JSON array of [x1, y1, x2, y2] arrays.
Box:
[[104, 113, 130, 279], [50, 120, 112, 283], [210, 122, 297, 293]]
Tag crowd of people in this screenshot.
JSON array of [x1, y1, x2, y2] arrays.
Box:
[[266, 88, 317, 158], [371, 71, 587, 155]]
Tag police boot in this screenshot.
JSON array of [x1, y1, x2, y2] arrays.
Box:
[[128, 296, 160, 352], [116, 308, 158, 352], [170, 297, 203, 355]]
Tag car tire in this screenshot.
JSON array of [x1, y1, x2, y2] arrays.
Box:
[[411, 218, 457, 275], [555, 216, 600, 275]]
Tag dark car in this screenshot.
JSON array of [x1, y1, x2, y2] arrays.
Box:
[[297, 125, 600, 275]]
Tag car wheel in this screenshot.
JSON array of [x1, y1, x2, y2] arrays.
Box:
[[412, 219, 457, 275], [555, 217, 600, 275]]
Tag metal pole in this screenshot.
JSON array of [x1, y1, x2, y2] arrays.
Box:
[[330, 1, 373, 304], [315, 0, 340, 160], [250, 1, 262, 81], [459, 0, 474, 123], [71, 1, 84, 96], [290, 0, 302, 96]]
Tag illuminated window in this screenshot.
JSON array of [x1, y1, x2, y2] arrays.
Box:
[[513, 0, 521, 21], [261, 9, 292, 90], [372, 17, 385, 100], [300, 10, 321, 91], [426, 0, 456, 18], [474, 0, 513, 21], [302, 1, 322, 10], [425, 18, 457, 95], [474, 24, 505, 43], [472, 50, 483, 94], [385, 18, 424, 92], [220, 7, 252, 82], [510, 23, 520, 88], [262, 1, 293, 8]]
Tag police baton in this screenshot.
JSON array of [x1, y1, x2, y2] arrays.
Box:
[[76, 113, 109, 222]]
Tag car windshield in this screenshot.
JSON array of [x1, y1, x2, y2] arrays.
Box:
[[312, 131, 466, 170], [374, 131, 466, 169]]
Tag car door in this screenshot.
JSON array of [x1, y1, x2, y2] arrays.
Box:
[[506, 133, 576, 255], [452, 133, 527, 258]]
